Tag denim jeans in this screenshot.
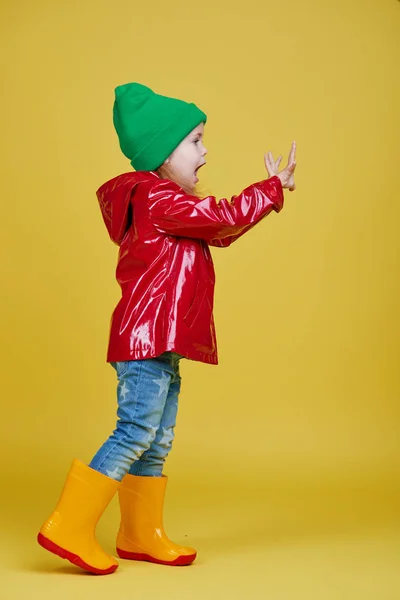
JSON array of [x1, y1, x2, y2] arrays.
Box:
[[89, 352, 183, 481]]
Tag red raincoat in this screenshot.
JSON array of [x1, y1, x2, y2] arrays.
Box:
[[97, 171, 284, 365]]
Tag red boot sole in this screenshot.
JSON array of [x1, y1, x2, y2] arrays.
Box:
[[116, 547, 196, 566], [37, 533, 118, 575]]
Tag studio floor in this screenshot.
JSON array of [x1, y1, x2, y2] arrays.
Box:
[[1, 474, 399, 600]]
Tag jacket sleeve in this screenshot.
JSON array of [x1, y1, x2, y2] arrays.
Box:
[[147, 176, 284, 241], [206, 229, 255, 248]]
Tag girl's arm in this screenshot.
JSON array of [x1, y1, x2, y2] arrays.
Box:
[[147, 176, 284, 241], [206, 228, 256, 248]]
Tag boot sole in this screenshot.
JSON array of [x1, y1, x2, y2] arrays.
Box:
[[37, 533, 118, 575], [116, 547, 196, 566]]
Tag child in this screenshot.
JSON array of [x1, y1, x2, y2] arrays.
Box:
[[37, 83, 297, 575]]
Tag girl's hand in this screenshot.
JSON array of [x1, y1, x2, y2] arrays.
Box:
[[264, 141, 297, 191]]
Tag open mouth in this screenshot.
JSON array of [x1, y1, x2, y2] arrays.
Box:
[[194, 162, 206, 179]]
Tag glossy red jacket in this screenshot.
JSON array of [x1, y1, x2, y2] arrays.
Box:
[[97, 171, 284, 365]]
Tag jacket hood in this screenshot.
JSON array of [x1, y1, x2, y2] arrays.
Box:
[[96, 171, 159, 245]]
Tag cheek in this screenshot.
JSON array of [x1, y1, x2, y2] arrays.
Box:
[[184, 152, 196, 170]]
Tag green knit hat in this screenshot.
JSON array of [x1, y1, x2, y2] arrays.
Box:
[[113, 83, 207, 171]]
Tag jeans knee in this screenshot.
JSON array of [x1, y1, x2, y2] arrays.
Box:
[[147, 427, 174, 460], [111, 419, 156, 458]]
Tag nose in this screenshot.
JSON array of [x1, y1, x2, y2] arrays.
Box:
[[202, 145, 208, 156]]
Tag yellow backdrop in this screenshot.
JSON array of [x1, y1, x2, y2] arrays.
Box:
[[1, 0, 399, 598]]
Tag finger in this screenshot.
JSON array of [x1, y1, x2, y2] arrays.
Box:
[[289, 141, 296, 163], [265, 152, 276, 175], [275, 155, 282, 169], [288, 142, 296, 164]]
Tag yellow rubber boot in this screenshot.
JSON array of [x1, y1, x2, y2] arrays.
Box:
[[116, 474, 197, 566], [38, 459, 120, 575]]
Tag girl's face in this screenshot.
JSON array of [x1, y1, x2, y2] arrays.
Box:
[[165, 123, 207, 192]]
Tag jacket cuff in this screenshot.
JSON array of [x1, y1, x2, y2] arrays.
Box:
[[258, 175, 284, 213]]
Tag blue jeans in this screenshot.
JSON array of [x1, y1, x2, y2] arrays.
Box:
[[89, 352, 183, 481]]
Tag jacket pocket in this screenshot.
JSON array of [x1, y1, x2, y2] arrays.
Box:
[[183, 283, 208, 329]]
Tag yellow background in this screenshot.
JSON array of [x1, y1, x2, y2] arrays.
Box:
[[1, 0, 399, 598]]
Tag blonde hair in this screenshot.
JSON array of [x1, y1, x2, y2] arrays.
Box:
[[156, 163, 204, 198]]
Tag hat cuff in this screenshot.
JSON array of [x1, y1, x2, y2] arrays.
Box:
[[131, 104, 207, 171]]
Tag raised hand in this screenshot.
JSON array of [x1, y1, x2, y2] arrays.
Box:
[[264, 141, 297, 191]]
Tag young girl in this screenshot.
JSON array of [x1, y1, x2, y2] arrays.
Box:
[[37, 82, 297, 575]]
